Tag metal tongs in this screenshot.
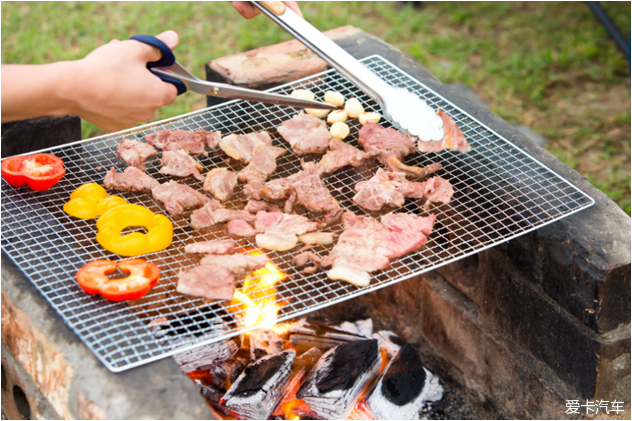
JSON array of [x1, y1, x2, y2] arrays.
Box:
[[130, 35, 335, 111], [251, 1, 445, 141]]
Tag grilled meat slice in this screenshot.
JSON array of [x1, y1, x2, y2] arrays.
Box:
[[238, 144, 287, 184], [190, 202, 254, 229], [203, 168, 238, 202], [358, 122, 416, 167], [293, 251, 322, 274], [386, 155, 442, 178], [184, 239, 236, 255], [227, 220, 256, 237], [353, 169, 454, 211], [278, 111, 331, 156], [417, 110, 470, 153], [254, 211, 319, 252], [321, 211, 436, 287], [145, 129, 217, 155], [116, 137, 157, 170], [160, 149, 204, 181], [176, 264, 235, 300], [245, 199, 282, 214], [151, 181, 211, 216], [103, 167, 159, 192], [200, 253, 269, 277], [219, 132, 273, 162], [311, 138, 378, 173]]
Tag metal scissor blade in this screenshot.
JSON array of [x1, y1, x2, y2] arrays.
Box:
[[150, 68, 337, 110]]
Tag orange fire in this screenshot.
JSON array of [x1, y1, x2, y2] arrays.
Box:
[[230, 250, 286, 330]]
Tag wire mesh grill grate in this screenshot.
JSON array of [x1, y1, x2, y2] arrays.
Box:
[[1, 56, 594, 372]]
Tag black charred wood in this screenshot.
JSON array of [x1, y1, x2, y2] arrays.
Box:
[[297, 339, 382, 419], [250, 329, 285, 361], [223, 350, 296, 420]]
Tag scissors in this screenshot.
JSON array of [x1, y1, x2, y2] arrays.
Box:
[[130, 35, 336, 110]]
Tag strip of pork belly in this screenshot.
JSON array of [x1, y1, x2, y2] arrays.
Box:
[[293, 251, 323, 274], [309, 138, 378, 173], [145, 129, 215, 155], [103, 167, 160, 192], [254, 211, 319, 251], [416, 110, 470, 153], [116, 137, 157, 170], [151, 181, 211, 216], [203, 168, 238, 202], [321, 211, 436, 287], [218, 132, 273, 162], [353, 169, 454, 211], [176, 264, 235, 300], [227, 219, 256, 237], [237, 144, 287, 184], [184, 239, 236, 255], [200, 253, 269, 277], [190, 201, 254, 229], [277, 111, 331, 156], [160, 149, 204, 181]]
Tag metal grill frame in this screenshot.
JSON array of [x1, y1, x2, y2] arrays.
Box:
[[0, 55, 595, 372]]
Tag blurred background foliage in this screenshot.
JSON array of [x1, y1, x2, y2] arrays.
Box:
[[2, 1, 630, 213]]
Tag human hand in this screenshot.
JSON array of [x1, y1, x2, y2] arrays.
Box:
[[231, 1, 303, 19], [70, 31, 180, 132]]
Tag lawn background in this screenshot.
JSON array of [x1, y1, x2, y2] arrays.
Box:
[[2, 1, 630, 213]]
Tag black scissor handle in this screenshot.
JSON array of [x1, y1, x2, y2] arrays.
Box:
[[129, 35, 187, 95]]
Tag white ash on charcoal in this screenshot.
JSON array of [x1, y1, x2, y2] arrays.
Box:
[[272, 347, 323, 419], [373, 330, 408, 357], [223, 350, 296, 420], [172, 336, 241, 373], [366, 343, 443, 420], [296, 339, 382, 419], [249, 328, 285, 361], [336, 318, 374, 338]]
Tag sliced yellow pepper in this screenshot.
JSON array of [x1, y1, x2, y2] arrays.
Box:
[[64, 183, 127, 219], [96, 204, 173, 257]]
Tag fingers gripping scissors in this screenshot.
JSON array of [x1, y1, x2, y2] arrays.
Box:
[[130, 35, 335, 110]]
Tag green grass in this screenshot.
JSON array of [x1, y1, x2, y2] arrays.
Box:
[[2, 1, 630, 213]]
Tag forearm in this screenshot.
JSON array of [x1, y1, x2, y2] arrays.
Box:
[[1, 62, 79, 123]]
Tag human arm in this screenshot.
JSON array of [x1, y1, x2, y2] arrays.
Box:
[[1, 31, 180, 132], [231, 1, 303, 19]]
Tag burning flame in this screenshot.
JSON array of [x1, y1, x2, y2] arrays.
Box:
[[231, 250, 286, 330]]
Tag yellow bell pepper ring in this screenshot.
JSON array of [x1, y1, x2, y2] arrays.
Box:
[[96, 204, 173, 257], [64, 182, 127, 219]]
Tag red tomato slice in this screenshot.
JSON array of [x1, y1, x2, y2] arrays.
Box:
[[76, 259, 160, 302], [1, 153, 66, 191]]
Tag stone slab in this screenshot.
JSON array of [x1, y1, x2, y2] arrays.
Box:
[[205, 26, 361, 106], [1, 115, 81, 157], [1, 253, 215, 420]]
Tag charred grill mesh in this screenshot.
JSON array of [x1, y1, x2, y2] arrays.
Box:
[[0, 56, 594, 372]]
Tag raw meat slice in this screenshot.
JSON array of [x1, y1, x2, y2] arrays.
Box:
[[417, 110, 470, 153], [200, 253, 269, 277], [219, 132, 273, 162], [184, 239, 236, 255], [145, 129, 216, 155], [321, 211, 436, 286], [238, 144, 286, 184], [151, 181, 211, 216], [116, 137, 157, 170], [190, 202, 254, 229], [203, 168, 238, 202], [311, 138, 378, 173], [256, 230, 300, 252], [103, 166, 159, 192], [227, 219, 256, 237], [176, 264, 235, 300], [353, 169, 454, 211], [245, 199, 281, 214], [160, 149, 204, 181], [277, 111, 331, 156]]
